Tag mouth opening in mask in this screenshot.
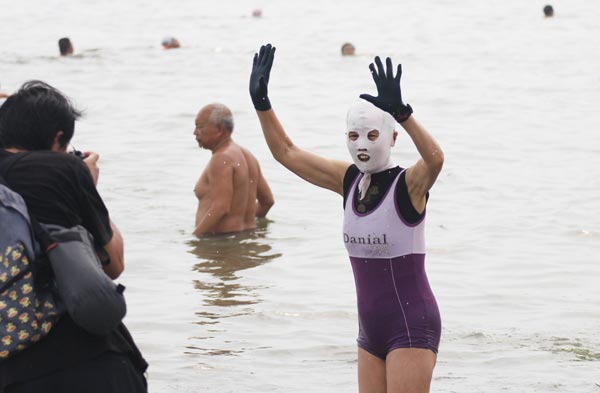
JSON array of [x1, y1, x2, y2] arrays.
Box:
[[357, 153, 370, 162]]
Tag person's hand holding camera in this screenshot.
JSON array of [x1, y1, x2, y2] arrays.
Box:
[[83, 151, 100, 186]]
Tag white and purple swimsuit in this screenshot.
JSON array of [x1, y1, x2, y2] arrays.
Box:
[[343, 168, 441, 359]]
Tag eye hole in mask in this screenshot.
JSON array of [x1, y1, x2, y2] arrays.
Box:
[[347, 130, 380, 142]]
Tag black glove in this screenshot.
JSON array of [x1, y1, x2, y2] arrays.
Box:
[[249, 44, 276, 111], [359, 56, 413, 123]]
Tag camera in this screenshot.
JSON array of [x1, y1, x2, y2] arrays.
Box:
[[69, 149, 85, 160]]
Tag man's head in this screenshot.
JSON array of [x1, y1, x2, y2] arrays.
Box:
[[58, 37, 74, 56], [346, 100, 397, 174], [162, 37, 180, 49], [341, 43, 356, 56], [0, 80, 82, 151], [194, 103, 234, 150], [543, 5, 554, 17]]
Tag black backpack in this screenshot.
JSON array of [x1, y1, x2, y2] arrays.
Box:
[[0, 174, 62, 360]]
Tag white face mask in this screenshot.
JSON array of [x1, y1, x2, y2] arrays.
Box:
[[346, 100, 397, 200], [346, 100, 396, 174]]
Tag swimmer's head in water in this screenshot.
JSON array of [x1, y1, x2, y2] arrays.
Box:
[[162, 36, 180, 49], [346, 100, 397, 174], [58, 37, 73, 56], [341, 43, 355, 56]]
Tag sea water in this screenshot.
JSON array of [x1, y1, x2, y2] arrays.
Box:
[[1, 0, 599, 391]]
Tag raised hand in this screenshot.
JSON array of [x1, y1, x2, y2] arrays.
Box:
[[249, 44, 276, 111], [359, 56, 413, 123]]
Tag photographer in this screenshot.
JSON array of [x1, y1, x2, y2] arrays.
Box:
[[0, 81, 147, 392]]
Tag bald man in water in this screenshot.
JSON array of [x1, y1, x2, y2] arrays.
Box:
[[193, 103, 274, 236]]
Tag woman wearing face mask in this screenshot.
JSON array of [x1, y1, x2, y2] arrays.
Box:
[[249, 44, 444, 393]]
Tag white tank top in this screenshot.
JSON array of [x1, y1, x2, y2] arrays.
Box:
[[343, 170, 426, 259]]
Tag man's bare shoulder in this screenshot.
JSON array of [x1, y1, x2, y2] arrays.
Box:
[[207, 150, 238, 175], [209, 147, 238, 164]]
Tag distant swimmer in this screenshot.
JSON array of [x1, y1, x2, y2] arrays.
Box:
[[58, 37, 74, 56], [250, 44, 444, 393], [193, 103, 274, 236], [162, 36, 180, 49], [252, 8, 262, 18], [544, 4, 554, 17], [341, 42, 356, 56]]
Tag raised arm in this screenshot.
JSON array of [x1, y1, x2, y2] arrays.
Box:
[[249, 44, 349, 195], [360, 56, 444, 213], [399, 117, 444, 213]]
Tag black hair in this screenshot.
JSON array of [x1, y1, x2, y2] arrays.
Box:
[[58, 37, 72, 55], [543, 5, 554, 17], [0, 80, 82, 150]]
